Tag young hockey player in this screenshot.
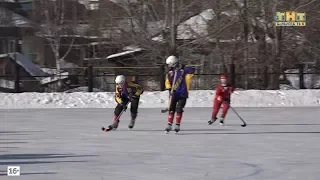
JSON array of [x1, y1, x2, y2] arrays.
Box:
[[165, 55, 195, 133], [103, 75, 143, 132], [208, 74, 235, 125]]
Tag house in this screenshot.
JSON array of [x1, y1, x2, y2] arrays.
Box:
[[0, 53, 69, 92], [0, 5, 70, 92]]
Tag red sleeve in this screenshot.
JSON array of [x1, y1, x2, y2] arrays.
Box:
[[215, 85, 222, 97]]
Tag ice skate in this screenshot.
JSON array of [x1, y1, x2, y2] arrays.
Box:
[[174, 124, 180, 133], [128, 119, 135, 129], [219, 118, 224, 126], [165, 124, 172, 134], [208, 117, 217, 125], [111, 121, 119, 130]]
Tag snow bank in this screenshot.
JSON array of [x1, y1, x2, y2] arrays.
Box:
[[0, 90, 320, 109]]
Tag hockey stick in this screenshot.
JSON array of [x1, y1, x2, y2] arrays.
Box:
[[161, 70, 178, 113], [229, 106, 246, 127], [102, 102, 128, 132]]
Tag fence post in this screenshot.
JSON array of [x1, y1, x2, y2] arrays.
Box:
[[159, 65, 165, 91], [298, 64, 305, 89], [87, 66, 93, 92], [263, 66, 269, 89], [229, 64, 235, 85], [14, 62, 20, 93]]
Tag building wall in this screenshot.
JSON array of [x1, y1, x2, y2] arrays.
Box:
[[21, 34, 56, 67]]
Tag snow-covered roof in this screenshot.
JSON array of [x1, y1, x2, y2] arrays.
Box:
[[78, 0, 137, 9], [0, 53, 68, 84], [106, 48, 144, 59], [152, 9, 216, 41], [0, 7, 33, 28], [177, 9, 215, 39], [40, 68, 69, 85], [1, 0, 15, 2], [1, 53, 49, 77], [151, 8, 274, 44], [147, 20, 165, 37]]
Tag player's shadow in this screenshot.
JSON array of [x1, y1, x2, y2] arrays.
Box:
[[127, 129, 232, 132], [0, 130, 44, 134], [0, 171, 57, 176], [227, 123, 320, 126], [0, 153, 99, 168], [178, 131, 320, 135], [0, 130, 43, 136], [0, 147, 19, 149], [0, 142, 28, 144]]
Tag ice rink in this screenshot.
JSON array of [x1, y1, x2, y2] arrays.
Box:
[[1, 107, 320, 180]]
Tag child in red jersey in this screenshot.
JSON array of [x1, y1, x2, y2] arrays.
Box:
[[208, 74, 235, 125]]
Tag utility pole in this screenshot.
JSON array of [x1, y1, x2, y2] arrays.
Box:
[[163, 0, 170, 58], [170, 0, 176, 56], [243, 0, 249, 89]]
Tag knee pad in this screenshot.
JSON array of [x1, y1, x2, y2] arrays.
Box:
[[176, 106, 184, 113]]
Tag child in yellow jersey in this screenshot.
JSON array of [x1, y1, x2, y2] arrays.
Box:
[[107, 75, 143, 131]]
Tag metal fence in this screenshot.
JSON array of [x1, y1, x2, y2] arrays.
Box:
[[1, 64, 320, 93]]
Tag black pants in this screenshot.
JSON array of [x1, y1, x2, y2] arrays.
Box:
[[114, 97, 140, 118], [169, 97, 187, 113]]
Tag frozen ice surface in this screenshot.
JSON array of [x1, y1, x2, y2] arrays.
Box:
[[1, 107, 320, 180]]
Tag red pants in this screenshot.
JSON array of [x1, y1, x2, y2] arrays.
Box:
[[211, 99, 230, 119]]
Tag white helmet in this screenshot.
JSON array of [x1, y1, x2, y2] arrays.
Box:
[[115, 75, 126, 84], [166, 55, 178, 67]]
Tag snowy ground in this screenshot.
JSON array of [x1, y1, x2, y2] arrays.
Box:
[[1, 90, 320, 109], [1, 108, 320, 180]]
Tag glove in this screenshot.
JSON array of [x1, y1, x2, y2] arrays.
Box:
[[223, 98, 230, 102], [166, 88, 175, 96], [217, 96, 222, 102]]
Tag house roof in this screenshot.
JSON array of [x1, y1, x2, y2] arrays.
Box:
[[152, 9, 216, 41], [106, 48, 144, 59], [0, 7, 33, 28], [0, 53, 49, 77], [0, 53, 68, 84], [151, 8, 271, 43]]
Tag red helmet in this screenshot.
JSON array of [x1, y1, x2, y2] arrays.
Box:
[[220, 74, 228, 79]]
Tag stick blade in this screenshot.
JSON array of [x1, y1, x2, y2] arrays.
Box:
[[161, 109, 169, 113], [241, 123, 246, 127]]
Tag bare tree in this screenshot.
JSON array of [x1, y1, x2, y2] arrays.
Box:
[[87, 0, 320, 89], [34, 0, 78, 72]]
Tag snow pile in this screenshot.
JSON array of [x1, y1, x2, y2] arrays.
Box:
[[0, 90, 320, 109]]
